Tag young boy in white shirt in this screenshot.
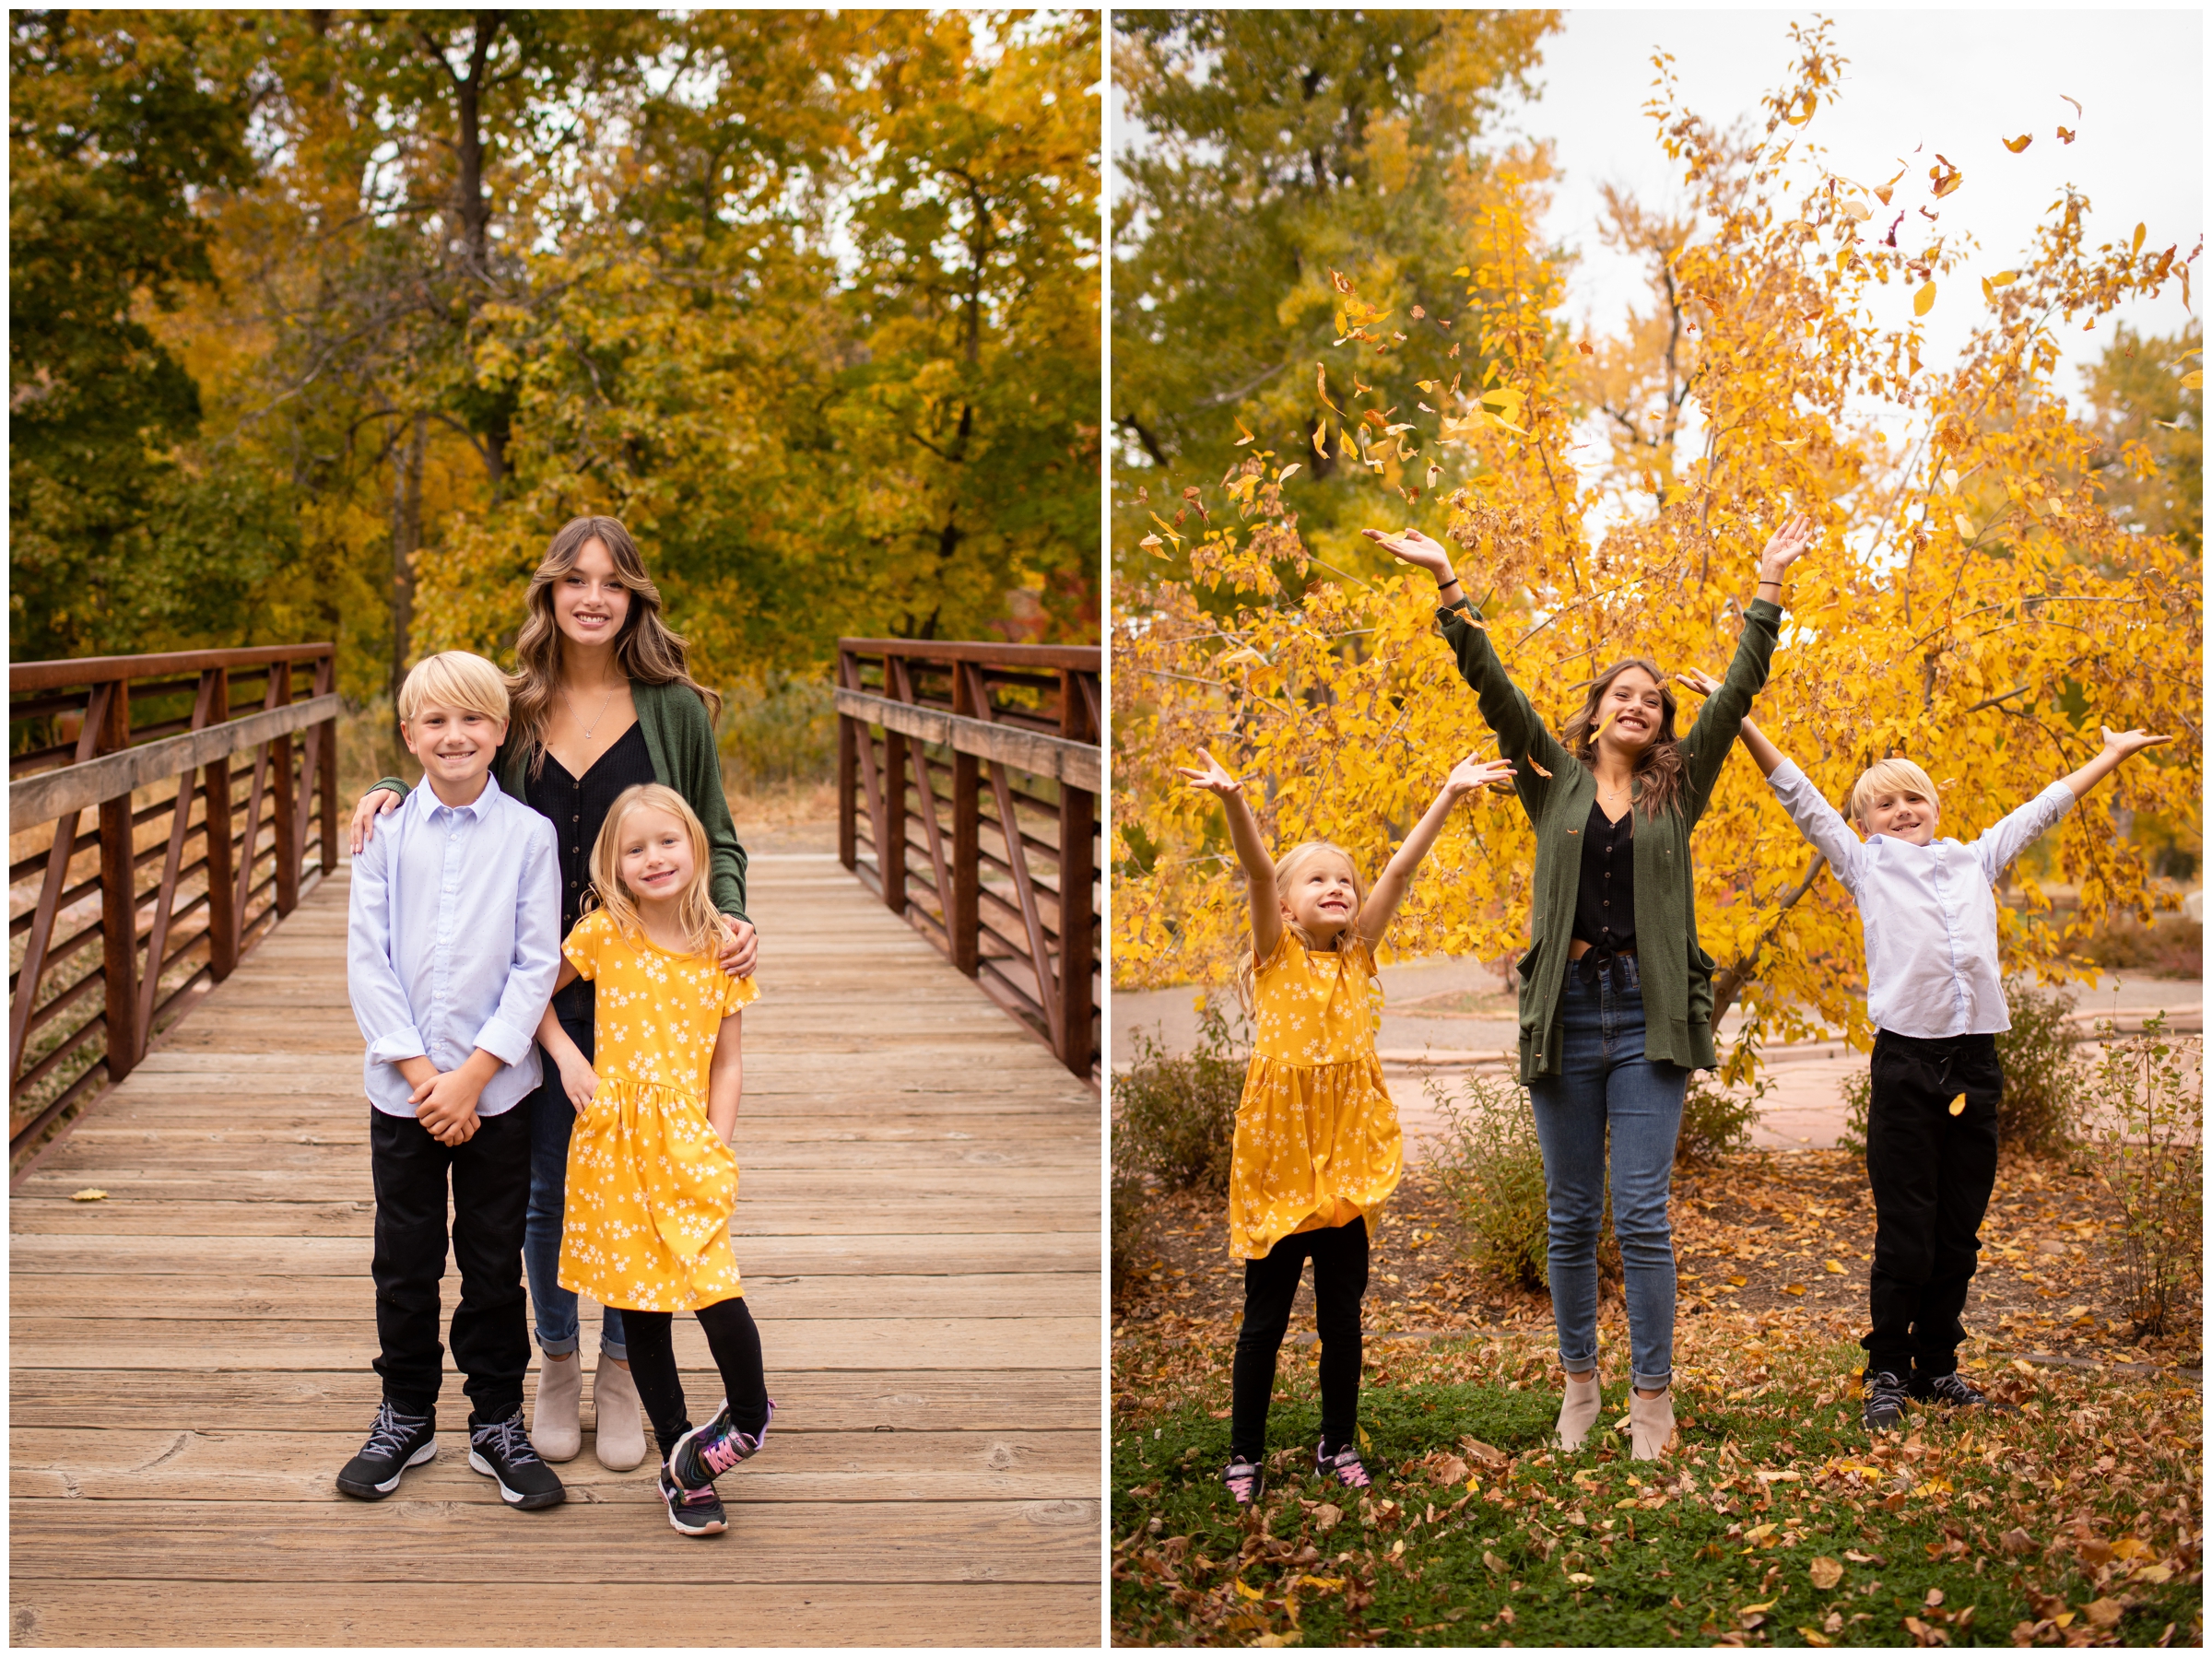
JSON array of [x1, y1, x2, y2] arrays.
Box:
[[341, 652, 565, 1507], [1735, 715, 2169, 1431]]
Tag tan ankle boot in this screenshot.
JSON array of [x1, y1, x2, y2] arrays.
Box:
[[531, 1353, 582, 1463], [1630, 1386, 1675, 1460], [1555, 1370, 1603, 1451], [592, 1357, 647, 1472]]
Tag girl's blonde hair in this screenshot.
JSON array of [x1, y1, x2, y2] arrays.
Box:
[[586, 783, 725, 958], [510, 516, 723, 776], [1234, 840, 1368, 1008]]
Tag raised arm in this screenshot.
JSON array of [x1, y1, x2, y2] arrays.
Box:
[[1363, 526, 1572, 815], [1731, 705, 1786, 777], [1176, 749, 1281, 963], [1678, 515, 1814, 818], [1971, 726, 2168, 885], [1358, 753, 1517, 946], [1735, 713, 1864, 891]]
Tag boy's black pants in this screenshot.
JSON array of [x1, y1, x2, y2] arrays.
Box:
[[1864, 1030, 2002, 1381], [370, 1106, 531, 1422], [1230, 1216, 1368, 1463]]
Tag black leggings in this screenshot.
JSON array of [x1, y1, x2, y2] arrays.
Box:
[[1230, 1216, 1369, 1463], [617, 1296, 771, 1461]]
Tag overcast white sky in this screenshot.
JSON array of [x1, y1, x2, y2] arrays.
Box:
[[1112, 7, 2206, 395]]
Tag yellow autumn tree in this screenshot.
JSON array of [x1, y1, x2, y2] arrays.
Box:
[[1112, 20, 2202, 1076]]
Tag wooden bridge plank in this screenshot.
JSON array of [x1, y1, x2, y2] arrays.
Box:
[[8, 1581, 1103, 1648], [8, 862, 1102, 1647]]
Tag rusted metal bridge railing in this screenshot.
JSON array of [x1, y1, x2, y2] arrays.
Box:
[[834, 640, 1100, 1080], [8, 645, 340, 1162]]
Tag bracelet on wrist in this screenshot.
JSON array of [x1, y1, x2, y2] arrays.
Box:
[[1437, 571, 1460, 589]]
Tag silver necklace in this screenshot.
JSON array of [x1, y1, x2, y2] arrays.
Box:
[[563, 681, 622, 739]]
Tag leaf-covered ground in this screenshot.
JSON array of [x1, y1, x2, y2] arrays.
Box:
[[1111, 1151, 2202, 1646]]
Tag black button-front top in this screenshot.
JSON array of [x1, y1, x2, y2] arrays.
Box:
[[1571, 796, 1636, 953], [524, 720, 657, 1019]]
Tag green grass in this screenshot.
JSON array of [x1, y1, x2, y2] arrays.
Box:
[[1111, 1335, 2200, 1647]]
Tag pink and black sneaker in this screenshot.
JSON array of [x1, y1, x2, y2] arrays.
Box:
[[1315, 1440, 1371, 1490], [668, 1398, 774, 1492], [1221, 1456, 1265, 1508]]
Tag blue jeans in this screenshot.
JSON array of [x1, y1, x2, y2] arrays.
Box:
[[1526, 954, 1687, 1392], [526, 1007, 626, 1359]]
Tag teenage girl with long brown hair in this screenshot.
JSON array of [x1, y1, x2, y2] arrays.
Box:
[[349, 516, 759, 1474], [1363, 513, 1814, 1461]]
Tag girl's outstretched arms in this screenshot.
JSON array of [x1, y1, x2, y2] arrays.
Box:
[[1177, 749, 1282, 963], [1359, 753, 1518, 946]]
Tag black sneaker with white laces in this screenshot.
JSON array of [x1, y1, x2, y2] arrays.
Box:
[[1913, 1369, 2015, 1413], [1862, 1369, 1911, 1431], [336, 1400, 437, 1499], [467, 1404, 566, 1510]]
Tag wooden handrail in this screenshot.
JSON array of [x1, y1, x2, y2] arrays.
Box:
[[8, 645, 340, 1164], [835, 640, 1100, 1080]]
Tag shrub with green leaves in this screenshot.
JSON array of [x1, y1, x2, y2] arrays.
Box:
[[1838, 973, 2080, 1156], [1110, 1114, 1147, 1298], [1427, 1073, 1553, 1290], [2087, 1011, 2203, 1336], [1117, 999, 1248, 1193], [1677, 1071, 1762, 1165]]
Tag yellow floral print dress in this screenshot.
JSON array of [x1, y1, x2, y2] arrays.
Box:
[[1228, 931, 1404, 1261], [557, 908, 760, 1311]]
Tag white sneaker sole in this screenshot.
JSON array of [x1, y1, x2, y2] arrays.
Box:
[[467, 1449, 565, 1509], [337, 1439, 434, 1499]]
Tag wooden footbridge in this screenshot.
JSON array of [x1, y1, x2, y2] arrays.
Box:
[[9, 646, 1101, 1646]]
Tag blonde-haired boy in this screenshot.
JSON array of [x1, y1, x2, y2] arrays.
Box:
[[342, 651, 566, 1507], [1736, 716, 2170, 1433]]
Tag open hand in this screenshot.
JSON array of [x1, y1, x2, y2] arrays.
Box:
[[1442, 752, 1519, 797], [1675, 668, 1724, 698], [1757, 512, 1816, 582], [1175, 748, 1245, 798], [2100, 726, 2172, 762], [1359, 526, 1455, 582], [349, 785, 406, 855]]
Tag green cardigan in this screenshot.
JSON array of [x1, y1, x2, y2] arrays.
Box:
[[376, 677, 748, 923], [1436, 595, 1783, 1081]]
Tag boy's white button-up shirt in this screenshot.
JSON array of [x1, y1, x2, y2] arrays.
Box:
[[1765, 759, 2076, 1039], [346, 773, 561, 1117]]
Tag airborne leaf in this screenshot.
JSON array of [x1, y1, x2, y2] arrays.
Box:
[[2002, 134, 2032, 153], [1914, 280, 1937, 316]]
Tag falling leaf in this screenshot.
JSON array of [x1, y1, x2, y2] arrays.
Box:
[[1312, 426, 1329, 458], [1841, 199, 1871, 221], [70, 1188, 108, 1202], [2180, 370, 2204, 390], [1138, 534, 1163, 551], [1316, 363, 1342, 415], [1353, 375, 1373, 397], [1948, 1093, 1967, 1116], [1953, 513, 1975, 541], [1447, 342, 1460, 358], [1135, 486, 1149, 506], [1277, 464, 1300, 484], [2061, 93, 2083, 120], [1810, 1557, 1845, 1590], [1416, 379, 1441, 394], [1411, 304, 1427, 320], [1218, 648, 1264, 668], [1426, 464, 1441, 488], [1328, 267, 1353, 295], [1990, 269, 2018, 287], [2003, 133, 2033, 153], [1452, 264, 1470, 276], [1525, 758, 1552, 779], [2057, 125, 2076, 144], [1775, 437, 1806, 451], [1235, 418, 1255, 446], [2132, 222, 2147, 255], [1914, 281, 1937, 316]]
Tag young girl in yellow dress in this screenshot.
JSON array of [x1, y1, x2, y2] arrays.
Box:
[[1179, 747, 1516, 1506], [535, 782, 767, 1537]]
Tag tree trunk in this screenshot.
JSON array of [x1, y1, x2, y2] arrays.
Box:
[[387, 413, 427, 707]]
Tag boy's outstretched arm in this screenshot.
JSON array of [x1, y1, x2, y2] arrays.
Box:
[[1737, 714, 1865, 892], [1177, 749, 1282, 963], [2061, 726, 2171, 800], [1733, 711, 1787, 779], [1359, 754, 1517, 945]]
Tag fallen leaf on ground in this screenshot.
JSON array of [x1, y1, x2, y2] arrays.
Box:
[[70, 1189, 107, 1202]]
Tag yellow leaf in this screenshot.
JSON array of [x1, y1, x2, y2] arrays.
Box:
[[1774, 437, 1806, 451], [1235, 418, 1256, 446], [1727, 1275, 1747, 1287], [1841, 199, 1870, 221], [1277, 464, 1301, 485], [1783, 1283, 1806, 1296], [1824, 1259, 1846, 1274], [1218, 648, 1264, 668], [2002, 133, 2033, 153], [1948, 1093, 1967, 1116], [2132, 222, 2146, 255], [1312, 425, 1329, 458], [1990, 269, 2018, 287], [70, 1188, 109, 1202], [2180, 370, 2204, 390], [1416, 380, 1441, 394], [1315, 363, 1341, 415], [1452, 264, 1470, 276], [1138, 534, 1163, 551], [1913, 281, 1936, 317], [1299, 1574, 1344, 1592], [1739, 1599, 1777, 1616], [1234, 1579, 1265, 1601], [1953, 513, 1975, 541], [1982, 276, 1995, 303]]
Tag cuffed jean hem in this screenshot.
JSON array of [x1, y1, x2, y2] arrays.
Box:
[[1631, 1370, 1673, 1393], [532, 1329, 629, 1362]]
